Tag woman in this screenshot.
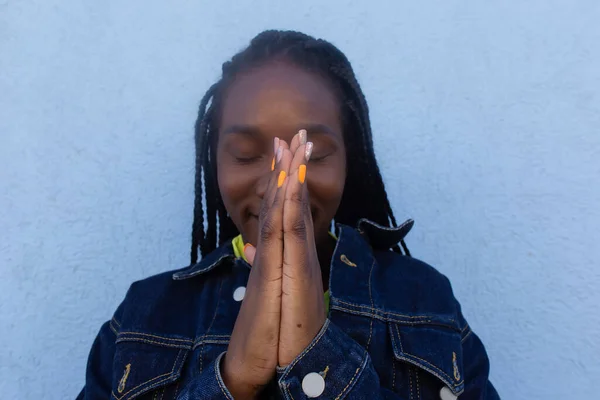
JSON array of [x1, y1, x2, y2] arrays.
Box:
[[78, 30, 499, 399]]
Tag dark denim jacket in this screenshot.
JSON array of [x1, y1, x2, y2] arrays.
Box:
[[77, 219, 499, 399]]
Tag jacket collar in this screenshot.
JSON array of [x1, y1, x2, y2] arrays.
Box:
[[172, 218, 414, 280], [356, 218, 414, 250], [172, 241, 236, 280]]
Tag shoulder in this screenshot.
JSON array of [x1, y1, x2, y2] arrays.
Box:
[[112, 244, 237, 335], [110, 269, 196, 330], [371, 250, 461, 327], [121, 242, 237, 309], [374, 250, 453, 293], [335, 220, 461, 325]]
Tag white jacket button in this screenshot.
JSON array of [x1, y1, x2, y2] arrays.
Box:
[[302, 372, 325, 398], [440, 386, 458, 400], [233, 286, 246, 301]]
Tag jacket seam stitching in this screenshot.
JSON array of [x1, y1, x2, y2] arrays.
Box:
[[409, 366, 414, 400], [116, 332, 192, 344], [215, 352, 234, 400], [280, 319, 331, 379], [109, 322, 119, 336], [335, 299, 456, 322], [173, 254, 233, 280], [461, 330, 472, 343], [200, 279, 224, 373], [115, 337, 191, 349], [283, 383, 295, 400], [332, 305, 443, 327], [394, 353, 464, 390], [334, 356, 367, 400]]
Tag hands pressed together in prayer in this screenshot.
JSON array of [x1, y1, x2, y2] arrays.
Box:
[[222, 130, 327, 399]]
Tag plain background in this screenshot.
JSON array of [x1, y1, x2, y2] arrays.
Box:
[[2, 1, 599, 399]]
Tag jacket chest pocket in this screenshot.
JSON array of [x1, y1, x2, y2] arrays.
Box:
[[389, 322, 464, 400], [111, 333, 192, 400]]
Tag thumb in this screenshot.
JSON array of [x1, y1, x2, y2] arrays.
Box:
[[243, 243, 256, 266]]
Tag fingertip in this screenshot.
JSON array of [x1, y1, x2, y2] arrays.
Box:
[[298, 164, 307, 184], [243, 243, 256, 265], [277, 171, 287, 188], [279, 138, 290, 150]]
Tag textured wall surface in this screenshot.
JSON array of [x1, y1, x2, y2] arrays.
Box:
[[1, 1, 599, 399]]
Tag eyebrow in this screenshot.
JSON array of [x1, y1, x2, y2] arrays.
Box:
[[221, 123, 338, 138], [221, 125, 262, 137], [300, 123, 338, 138]]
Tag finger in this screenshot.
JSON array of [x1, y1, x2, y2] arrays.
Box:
[[254, 170, 289, 278], [288, 140, 311, 180], [259, 142, 291, 224], [284, 139, 312, 232], [282, 143, 312, 276], [289, 129, 306, 155], [279, 138, 290, 151], [254, 145, 292, 267], [256, 136, 291, 224], [243, 243, 256, 266]]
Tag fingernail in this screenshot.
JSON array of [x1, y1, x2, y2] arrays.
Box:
[[305, 142, 313, 162], [271, 157, 275, 171], [277, 171, 286, 188], [273, 137, 280, 154], [243, 243, 252, 253], [298, 164, 306, 184], [298, 129, 307, 145], [276, 146, 283, 163]]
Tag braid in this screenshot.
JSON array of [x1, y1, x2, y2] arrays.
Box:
[[189, 30, 410, 264], [190, 84, 217, 264]]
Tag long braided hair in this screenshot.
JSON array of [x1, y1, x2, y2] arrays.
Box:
[[190, 30, 409, 264]]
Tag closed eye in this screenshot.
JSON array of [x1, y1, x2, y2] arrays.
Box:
[[309, 153, 332, 163], [235, 156, 262, 164]]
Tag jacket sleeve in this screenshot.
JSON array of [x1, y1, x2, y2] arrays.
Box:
[[276, 319, 404, 399], [455, 300, 501, 399], [77, 308, 235, 399], [277, 314, 500, 400], [76, 313, 121, 399], [175, 351, 239, 399]]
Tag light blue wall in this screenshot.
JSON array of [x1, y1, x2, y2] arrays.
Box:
[[2, 1, 599, 398]]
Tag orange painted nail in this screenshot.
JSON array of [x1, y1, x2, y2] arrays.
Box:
[[298, 164, 306, 184], [271, 157, 275, 171], [277, 171, 286, 187], [243, 243, 252, 253]]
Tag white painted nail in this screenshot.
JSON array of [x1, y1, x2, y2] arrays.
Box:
[[298, 129, 307, 145], [305, 142, 313, 162], [274, 137, 280, 155], [276, 145, 283, 163]]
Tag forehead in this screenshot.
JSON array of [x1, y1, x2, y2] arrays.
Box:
[[219, 61, 341, 137]]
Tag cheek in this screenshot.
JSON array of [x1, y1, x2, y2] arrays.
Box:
[[308, 157, 346, 210], [217, 164, 255, 210]]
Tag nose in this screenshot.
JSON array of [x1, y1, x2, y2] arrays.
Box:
[[255, 168, 270, 199]]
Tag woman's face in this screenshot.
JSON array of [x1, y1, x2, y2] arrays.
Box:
[[217, 61, 347, 247]]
